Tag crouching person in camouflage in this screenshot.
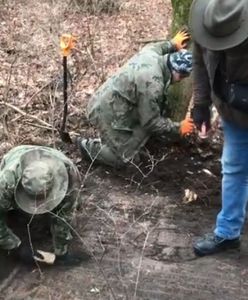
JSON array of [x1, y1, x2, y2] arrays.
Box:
[[76, 30, 195, 168], [0, 145, 87, 266]]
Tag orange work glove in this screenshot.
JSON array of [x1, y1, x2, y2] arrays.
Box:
[[60, 34, 77, 57], [171, 29, 190, 50], [180, 117, 195, 136]]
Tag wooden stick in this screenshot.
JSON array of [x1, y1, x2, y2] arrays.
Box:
[[0, 102, 52, 128], [24, 121, 54, 131]]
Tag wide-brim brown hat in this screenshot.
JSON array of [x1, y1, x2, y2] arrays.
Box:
[[189, 0, 248, 50], [15, 149, 69, 215]]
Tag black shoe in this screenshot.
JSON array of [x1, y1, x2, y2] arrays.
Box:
[[193, 233, 240, 257], [74, 137, 91, 161]]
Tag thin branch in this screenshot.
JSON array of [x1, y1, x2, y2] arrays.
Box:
[[133, 230, 150, 300], [24, 121, 54, 131], [75, 47, 105, 82], [0, 102, 52, 128], [127, 151, 169, 188], [23, 80, 55, 108], [6, 286, 40, 300], [27, 211, 43, 277], [0, 266, 21, 294], [3, 56, 18, 103], [1, 56, 18, 138], [48, 211, 118, 300], [85, 46, 102, 78]]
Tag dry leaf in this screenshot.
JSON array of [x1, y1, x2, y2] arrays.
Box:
[[183, 189, 198, 204]]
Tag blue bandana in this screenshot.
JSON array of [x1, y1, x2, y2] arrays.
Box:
[[168, 49, 193, 75]]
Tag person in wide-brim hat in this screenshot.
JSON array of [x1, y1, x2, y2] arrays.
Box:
[[0, 145, 89, 265], [189, 0, 248, 258], [189, 0, 248, 50], [15, 149, 69, 215]]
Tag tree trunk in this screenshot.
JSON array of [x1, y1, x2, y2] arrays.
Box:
[[171, 0, 192, 32], [168, 0, 193, 121]]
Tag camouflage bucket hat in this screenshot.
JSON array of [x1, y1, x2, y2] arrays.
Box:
[[15, 149, 69, 215], [168, 50, 193, 75]]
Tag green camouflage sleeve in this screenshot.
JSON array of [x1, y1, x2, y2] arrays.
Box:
[[137, 80, 180, 137], [0, 170, 21, 250], [147, 116, 180, 136], [50, 165, 81, 256], [141, 41, 176, 56], [0, 213, 21, 250]]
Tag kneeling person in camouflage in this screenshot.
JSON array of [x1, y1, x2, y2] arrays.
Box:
[[76, 31, 194, 168], [0, 145, 85, 265]]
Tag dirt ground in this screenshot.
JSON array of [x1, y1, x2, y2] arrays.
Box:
[[1, 1, 248, 300]]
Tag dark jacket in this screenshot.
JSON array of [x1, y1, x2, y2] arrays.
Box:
[[192, 42, 248, 128]]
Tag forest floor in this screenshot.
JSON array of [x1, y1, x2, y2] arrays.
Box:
[[1, 1, 248, 299]]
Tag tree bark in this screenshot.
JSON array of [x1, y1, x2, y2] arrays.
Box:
[[171, 0, 192, 32], [168, 0, 193, 121]]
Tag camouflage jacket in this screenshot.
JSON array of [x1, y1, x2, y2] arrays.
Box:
[[0, 145, 81, 256], [88, 41, 180, 138]]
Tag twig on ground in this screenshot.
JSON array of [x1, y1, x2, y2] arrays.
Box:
[[3, 56, 18, 103], [2, 114, 9, 138], [127, 151, 169, 189], [81, 140, 105, 184], [5, 286, 40, 300], [23, 64, 31, 106], [133, 230, 151, 300], [0, 266, 21, 294], [48, 86, 57, 147], [1, 56, 18, 138], [86, 46, 102, 78], [11, 115, 23, 123], [27, 212, 43, 277], [0, 102, 52, 128], [116, 196, 158, 299], [48, 211, 118, 300], [23, 80, 55, 108]]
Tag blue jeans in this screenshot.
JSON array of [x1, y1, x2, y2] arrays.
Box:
[[214, 120, 248, 239]]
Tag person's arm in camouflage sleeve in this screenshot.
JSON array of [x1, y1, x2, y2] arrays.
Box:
[[50, 165, 81, 256], [137, 80, 180, 137], [0, 170, 21, 251], [141, 40, 176, 56], [140, 29, 190, 56]]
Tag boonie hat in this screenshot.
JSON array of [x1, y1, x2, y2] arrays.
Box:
[[15, 149, 68, 214]]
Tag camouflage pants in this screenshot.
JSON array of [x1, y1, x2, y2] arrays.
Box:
[[0, 213, 21, 250], [83, 125, 150, 168]]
